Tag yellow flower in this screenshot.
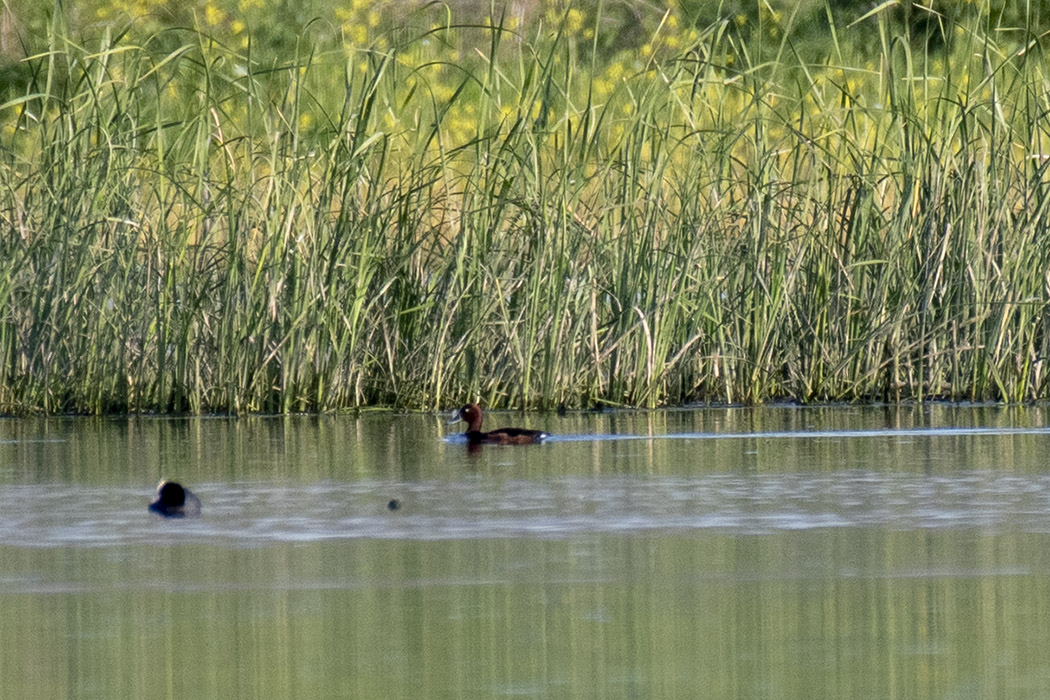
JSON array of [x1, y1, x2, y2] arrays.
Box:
[[204, 3, 224, 26], [567, 9, 585, 34], [349, 24, 368, 45], [434, 84, 457, 102]]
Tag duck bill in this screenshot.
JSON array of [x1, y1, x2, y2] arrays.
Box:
[[447, 408, 464, 425]]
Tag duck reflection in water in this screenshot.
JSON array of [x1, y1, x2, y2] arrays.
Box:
[[450, 404, 550, 448], [149, 480, 202, 518]]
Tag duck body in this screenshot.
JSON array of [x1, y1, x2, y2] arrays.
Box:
[[149, 480, 202, 518], [452, 404, 549, 445]]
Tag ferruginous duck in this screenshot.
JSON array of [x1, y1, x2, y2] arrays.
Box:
[[450, 404, 549, 445]]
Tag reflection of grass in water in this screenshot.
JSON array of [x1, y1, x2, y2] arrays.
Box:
[[1, 4, 1050, 413]]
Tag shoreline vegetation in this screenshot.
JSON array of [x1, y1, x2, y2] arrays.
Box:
[[2, 1, 1050, 414]]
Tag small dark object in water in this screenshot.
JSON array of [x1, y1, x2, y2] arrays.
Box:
[[387, 499, 401, 511], [449, 404, 549, 445], [149, 480, 201, 518]]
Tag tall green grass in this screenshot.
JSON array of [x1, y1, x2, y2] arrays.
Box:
[[2, 6, 1050, 413]]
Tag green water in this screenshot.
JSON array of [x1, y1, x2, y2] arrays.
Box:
[[3, 405, 1050, 699]]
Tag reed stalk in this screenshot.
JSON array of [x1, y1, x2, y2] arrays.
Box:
[[2, 4, 1049, 413]]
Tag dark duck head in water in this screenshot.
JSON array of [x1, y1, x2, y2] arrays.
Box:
[[450, 404, 550, 445], [149, 480, 202, 518]]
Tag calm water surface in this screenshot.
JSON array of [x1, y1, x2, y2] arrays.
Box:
[[3, 405, 1050, 699]]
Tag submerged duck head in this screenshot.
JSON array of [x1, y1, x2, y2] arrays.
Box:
[[149, 480, 201, 518]]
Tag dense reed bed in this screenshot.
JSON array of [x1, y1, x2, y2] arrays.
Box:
[[2, 4, 1050, 413]]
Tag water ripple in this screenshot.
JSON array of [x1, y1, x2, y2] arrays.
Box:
[[2, 469, 1050, 547]]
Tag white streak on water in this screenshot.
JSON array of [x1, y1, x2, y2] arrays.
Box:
[[542, 426, 1050, 442]]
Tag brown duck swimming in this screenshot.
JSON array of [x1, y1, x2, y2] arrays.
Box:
[[450, 404, 550, 445]]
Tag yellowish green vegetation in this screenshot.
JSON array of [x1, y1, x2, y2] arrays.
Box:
[[1, 1, 1049, 413]]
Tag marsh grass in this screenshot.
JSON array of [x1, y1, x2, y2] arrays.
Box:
[[2, 5, 1050, 413]]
